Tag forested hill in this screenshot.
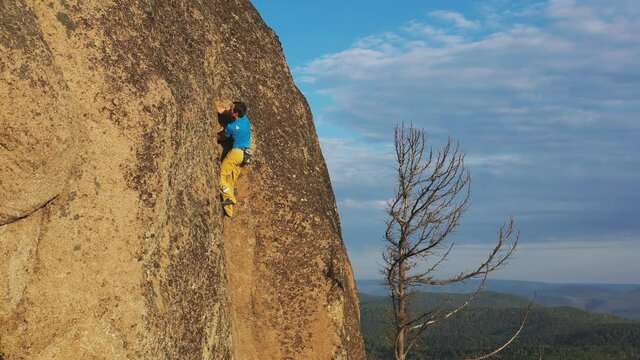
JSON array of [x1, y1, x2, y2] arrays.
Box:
[[361, 291, 640, 359], [358, 279, 640, 321]]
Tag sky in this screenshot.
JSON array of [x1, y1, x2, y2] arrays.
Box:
[[251, 0, 640, 284]]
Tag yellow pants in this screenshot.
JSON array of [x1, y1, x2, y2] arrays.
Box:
[[220, 149, 244, 206]]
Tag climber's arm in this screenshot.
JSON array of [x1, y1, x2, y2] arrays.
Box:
[[217, 130, 229, 143]]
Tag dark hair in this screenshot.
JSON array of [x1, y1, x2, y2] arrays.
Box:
[[232, 101, 247, 117]]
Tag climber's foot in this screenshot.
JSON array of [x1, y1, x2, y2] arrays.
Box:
[[223, 204, 234, 217], [221, 199, 235, 217]]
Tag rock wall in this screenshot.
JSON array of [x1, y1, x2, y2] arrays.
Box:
[[0, 0, 365, 359]]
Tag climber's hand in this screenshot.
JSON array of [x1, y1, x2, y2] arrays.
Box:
[[215, 100, 230, 114]]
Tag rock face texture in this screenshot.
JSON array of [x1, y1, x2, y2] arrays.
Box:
[[0, 1, 365, 359]]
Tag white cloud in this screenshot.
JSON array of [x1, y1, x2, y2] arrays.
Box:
[[404, 22, 465, 45], [296, 75, 317, 84], [346, 244, 385, 280], [349, 236, 640, 284], [300, 0, 640, 284], [449, 237, 640, 284], [430, 10, 479, 29], [318, 136, 395, 186], [548, 0, 607, 34], [466, 153, 527, 166], [297, 1, 640, 132], [465, 153, 528, 176], [479, 1, 547, 28], [339, 198, 388, 211], [548, 0, 640, 42]]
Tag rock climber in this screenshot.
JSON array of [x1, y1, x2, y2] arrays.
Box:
[[216, 101, 252, 217]]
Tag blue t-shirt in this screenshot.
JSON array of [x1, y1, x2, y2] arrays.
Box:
[[223, 115, 251, 149]]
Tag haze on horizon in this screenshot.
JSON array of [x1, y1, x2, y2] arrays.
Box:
[[252, 0, 640, 285]]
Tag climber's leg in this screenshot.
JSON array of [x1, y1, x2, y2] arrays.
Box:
[[220, 149, 244, 206]]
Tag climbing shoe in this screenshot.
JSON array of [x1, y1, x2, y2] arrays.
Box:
[[221, 199, 235, 207], [221, 199, 234, 217]]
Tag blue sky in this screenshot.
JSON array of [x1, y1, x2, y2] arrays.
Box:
[[251, 0, 640, 284]]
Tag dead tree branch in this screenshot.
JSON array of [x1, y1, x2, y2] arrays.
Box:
[[382, 123, 521, 360]]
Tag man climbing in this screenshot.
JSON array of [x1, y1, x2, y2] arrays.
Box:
[[217, 101, 252, 217]]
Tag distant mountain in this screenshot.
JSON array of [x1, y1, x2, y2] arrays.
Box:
[[629, 287, 640, 295], [534, 285, 640, 321], [357, 279, 640, 321], [360, 291, 640, 359]]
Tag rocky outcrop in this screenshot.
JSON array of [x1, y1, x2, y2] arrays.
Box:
[[0, 1, 365, 359]]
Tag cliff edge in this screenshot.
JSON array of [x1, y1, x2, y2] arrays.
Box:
[[0, 1, 365, 359]]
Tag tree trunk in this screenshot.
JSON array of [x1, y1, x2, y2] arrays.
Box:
[[396, 263, 406, 360]]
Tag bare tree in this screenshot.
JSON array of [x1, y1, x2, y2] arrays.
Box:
[[382, 123, 524, 360]]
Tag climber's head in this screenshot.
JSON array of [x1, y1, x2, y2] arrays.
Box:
[[231, 101, 247, 119]]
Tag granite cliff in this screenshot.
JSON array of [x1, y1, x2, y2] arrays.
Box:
[[0, 0, 365, 358]]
